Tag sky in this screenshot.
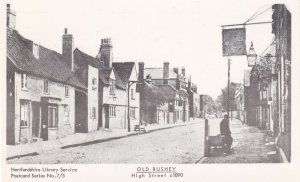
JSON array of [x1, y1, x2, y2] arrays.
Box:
[[6, 0, 281, 99]]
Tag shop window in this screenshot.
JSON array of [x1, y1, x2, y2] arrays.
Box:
[[44, 80, 49, 94], [109, 106, 116, 117], [20, 100, 30, 126], [48, 106, 58, 128], [21, 73, 28, 90]]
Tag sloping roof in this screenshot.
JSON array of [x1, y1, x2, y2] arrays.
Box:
[[112, 62, 135, 89], [144, 67, 177, 79], [73, 49, 126, 89], [74, 48, 105, 69], [156, 84, 177, 100], [7, 28, 86, 90]]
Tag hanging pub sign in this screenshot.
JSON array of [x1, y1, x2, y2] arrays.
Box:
[[222, 28, 247, 56]]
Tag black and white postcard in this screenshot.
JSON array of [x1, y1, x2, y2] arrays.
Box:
[[1, 0, 300, 181]]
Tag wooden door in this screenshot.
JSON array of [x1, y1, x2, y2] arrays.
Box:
[[41, 103, 48, 141], [104, 105, 109, 129], [32, 102, 40, 138]]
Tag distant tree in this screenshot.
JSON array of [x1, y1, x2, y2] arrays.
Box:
[[217, 83, 241, 112], [203, 95, 218, 115]]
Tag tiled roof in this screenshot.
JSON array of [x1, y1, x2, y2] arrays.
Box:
[[144, 67, 177, 79], [74, 48, 105, 70], [112, 62, 135, 89], [156, 84, 177, 100], [7, 28, 86, 90], [73, 49, 126, 90]]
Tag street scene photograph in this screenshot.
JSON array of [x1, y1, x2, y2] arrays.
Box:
[[5, 0, 291, 164]]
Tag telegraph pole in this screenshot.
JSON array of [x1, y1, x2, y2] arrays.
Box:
[[227, 58, 230, 117]]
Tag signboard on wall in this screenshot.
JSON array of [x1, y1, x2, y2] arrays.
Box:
[[222, 28, 247, 56]]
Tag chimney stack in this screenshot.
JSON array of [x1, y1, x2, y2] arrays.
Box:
[[62, 28, 74, 71], [138, 62, 144, 82], [163, 62, 169, 84], [181, 67, 185, 76], [176, 74, 181, 90], [98, 38, 113, 68], [7, 4, 16, 29]]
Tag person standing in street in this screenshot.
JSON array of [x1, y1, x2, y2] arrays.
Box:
[[220, 114, 233, 154]]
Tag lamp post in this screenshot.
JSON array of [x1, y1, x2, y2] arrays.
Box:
[[247, 41, 257, 67]]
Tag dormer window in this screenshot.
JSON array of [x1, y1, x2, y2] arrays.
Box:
[[33, 43, 39, 59]]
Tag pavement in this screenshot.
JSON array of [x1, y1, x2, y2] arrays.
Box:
[[199, 118, 279, 163], [6, 119, 201, 161]]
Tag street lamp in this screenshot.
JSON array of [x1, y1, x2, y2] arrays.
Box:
[[247, 41, 257, 67]]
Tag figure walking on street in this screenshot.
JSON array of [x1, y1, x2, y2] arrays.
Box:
[[220, 114, 233, 154]]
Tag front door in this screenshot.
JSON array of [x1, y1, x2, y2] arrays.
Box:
[[41, 103, 48, 141], [32, 102, 41, 138], [104, 105, 109, 129]]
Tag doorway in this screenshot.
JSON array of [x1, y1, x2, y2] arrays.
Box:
[[32, 102, 41, 138], [104, 105, 109, 129]]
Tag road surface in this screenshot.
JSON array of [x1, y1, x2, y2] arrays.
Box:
[[8, 119, 222, 164]]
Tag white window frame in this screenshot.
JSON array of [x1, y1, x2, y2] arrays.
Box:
[[131, 88, 135, 100], [92, 78, 97, 90], [48, 106, 58, 128], [109, 79, 115, 95], [44, 80, 50, 94], [65, 85, 69, 97], [21, 73, 28, 90], [20, 100, 30, 127], [130, 107, 136, 119], [90, 107, 97, 119], [33, 43, 39, 59], [109, 106, 116, 117]]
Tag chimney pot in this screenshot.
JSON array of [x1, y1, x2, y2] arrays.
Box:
[[7, 4, 16, 29], [65, 28, 68, 34]]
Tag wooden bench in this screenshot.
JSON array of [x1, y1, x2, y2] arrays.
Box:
[[207, 134, 224, 155], [134, 124, 146, 132]]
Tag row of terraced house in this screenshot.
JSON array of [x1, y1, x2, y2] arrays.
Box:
[[235, 4, 291, 162], [6, 5, 201, 145]]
